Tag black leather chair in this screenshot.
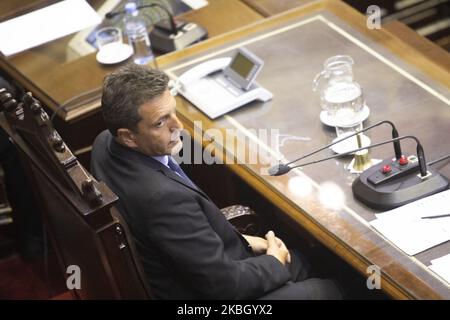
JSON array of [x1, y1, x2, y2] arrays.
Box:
[[0, 89, 151, 299]]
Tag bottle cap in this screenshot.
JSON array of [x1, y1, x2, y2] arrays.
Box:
[[125, 2, 137, 13]]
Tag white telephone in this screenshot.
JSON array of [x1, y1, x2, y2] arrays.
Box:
[[176, 48, 273, 119], [178, 57, 231, 87]]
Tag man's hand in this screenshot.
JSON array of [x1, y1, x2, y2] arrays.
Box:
[[274, 237, 291, 264], [242, 235, 268, 254], [265, 231, 291, 265]]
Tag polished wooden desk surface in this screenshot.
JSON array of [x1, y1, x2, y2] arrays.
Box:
[[383, 20, 450, 72], [160, 0, 450, 299], [241, 0, 316, 17], [242, 0, 450, 83]]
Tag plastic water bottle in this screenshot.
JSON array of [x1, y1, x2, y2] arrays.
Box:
[[123, 2, 154, 64]]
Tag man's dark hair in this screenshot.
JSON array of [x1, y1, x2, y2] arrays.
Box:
[[101, 64, 169, 136]]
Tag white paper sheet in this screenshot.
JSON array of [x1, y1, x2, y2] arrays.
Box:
[[182, 0, 209, 10], [430, 253, 450, 265], [0, 0, 101, 56], [429, 254, 450, 284], [370, 189, 450, 255]]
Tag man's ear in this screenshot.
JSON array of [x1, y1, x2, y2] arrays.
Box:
[[116, 128, 138, 149]]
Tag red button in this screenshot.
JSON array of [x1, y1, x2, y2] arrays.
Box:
[[382, 165, 392, 174], [399, 155, 409, 166]]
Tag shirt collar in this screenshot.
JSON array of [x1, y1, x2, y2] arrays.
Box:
[[152, 155, 169, 168]]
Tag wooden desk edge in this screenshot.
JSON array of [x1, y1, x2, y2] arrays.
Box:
[[177, 112, 444, 300], [243, 0, 450, 84], [383, 20, 450, 72]]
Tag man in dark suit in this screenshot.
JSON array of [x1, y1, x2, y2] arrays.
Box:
[[91, 64, 342, 299]]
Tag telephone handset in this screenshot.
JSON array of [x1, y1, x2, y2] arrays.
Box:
[[177, 47, 272, 119], [178, 57, 231, 87]]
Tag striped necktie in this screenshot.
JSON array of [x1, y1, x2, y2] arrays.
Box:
[[167, 157, 197, 189]]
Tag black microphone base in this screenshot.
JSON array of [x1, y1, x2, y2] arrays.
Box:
[[352, 158, 449, 210], [150, 22, 208, 53]]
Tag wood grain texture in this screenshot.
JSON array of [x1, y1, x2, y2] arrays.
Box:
[[383, 20, 450, 72], [243, 0, 450, 86], [242, 0, 317, 17], [328, 1, 449, 86]]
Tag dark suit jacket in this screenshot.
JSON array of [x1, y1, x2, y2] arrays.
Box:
[[91, 130, 291, 299]]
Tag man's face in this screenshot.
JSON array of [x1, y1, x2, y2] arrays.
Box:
[[122, 89, 184, 157]]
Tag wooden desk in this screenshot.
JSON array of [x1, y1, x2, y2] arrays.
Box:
[[0, 0, 59, 22], [241, 0, 316, 17], [383, 20, 450, 72], [0, 0, 263, 153], [242, 0, 450, 81], [160, 0, 450, 299]]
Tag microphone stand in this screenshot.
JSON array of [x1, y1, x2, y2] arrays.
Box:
[[106, 3, 177, 31], [136, 4, 179, 34], [283, 120, 402, 168], [268, 124, 448, 209], [290, 135, 427, 176], [105, 3, 208, 53], [270, 120, 402, 176]]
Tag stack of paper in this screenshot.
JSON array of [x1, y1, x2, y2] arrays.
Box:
[[370, 189, 450, 256], [429, 254, 450, 284]]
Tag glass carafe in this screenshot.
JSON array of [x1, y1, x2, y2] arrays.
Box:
[[313, 55, 365, 126]]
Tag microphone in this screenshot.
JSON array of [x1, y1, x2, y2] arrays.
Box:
[[105, 3, 207, 53], [106, 4, 179, 34], [105, 11, 121, 19], [284, 135, 424, 174], [269, 120, 402, 176], [269, 132, 449, 210]]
